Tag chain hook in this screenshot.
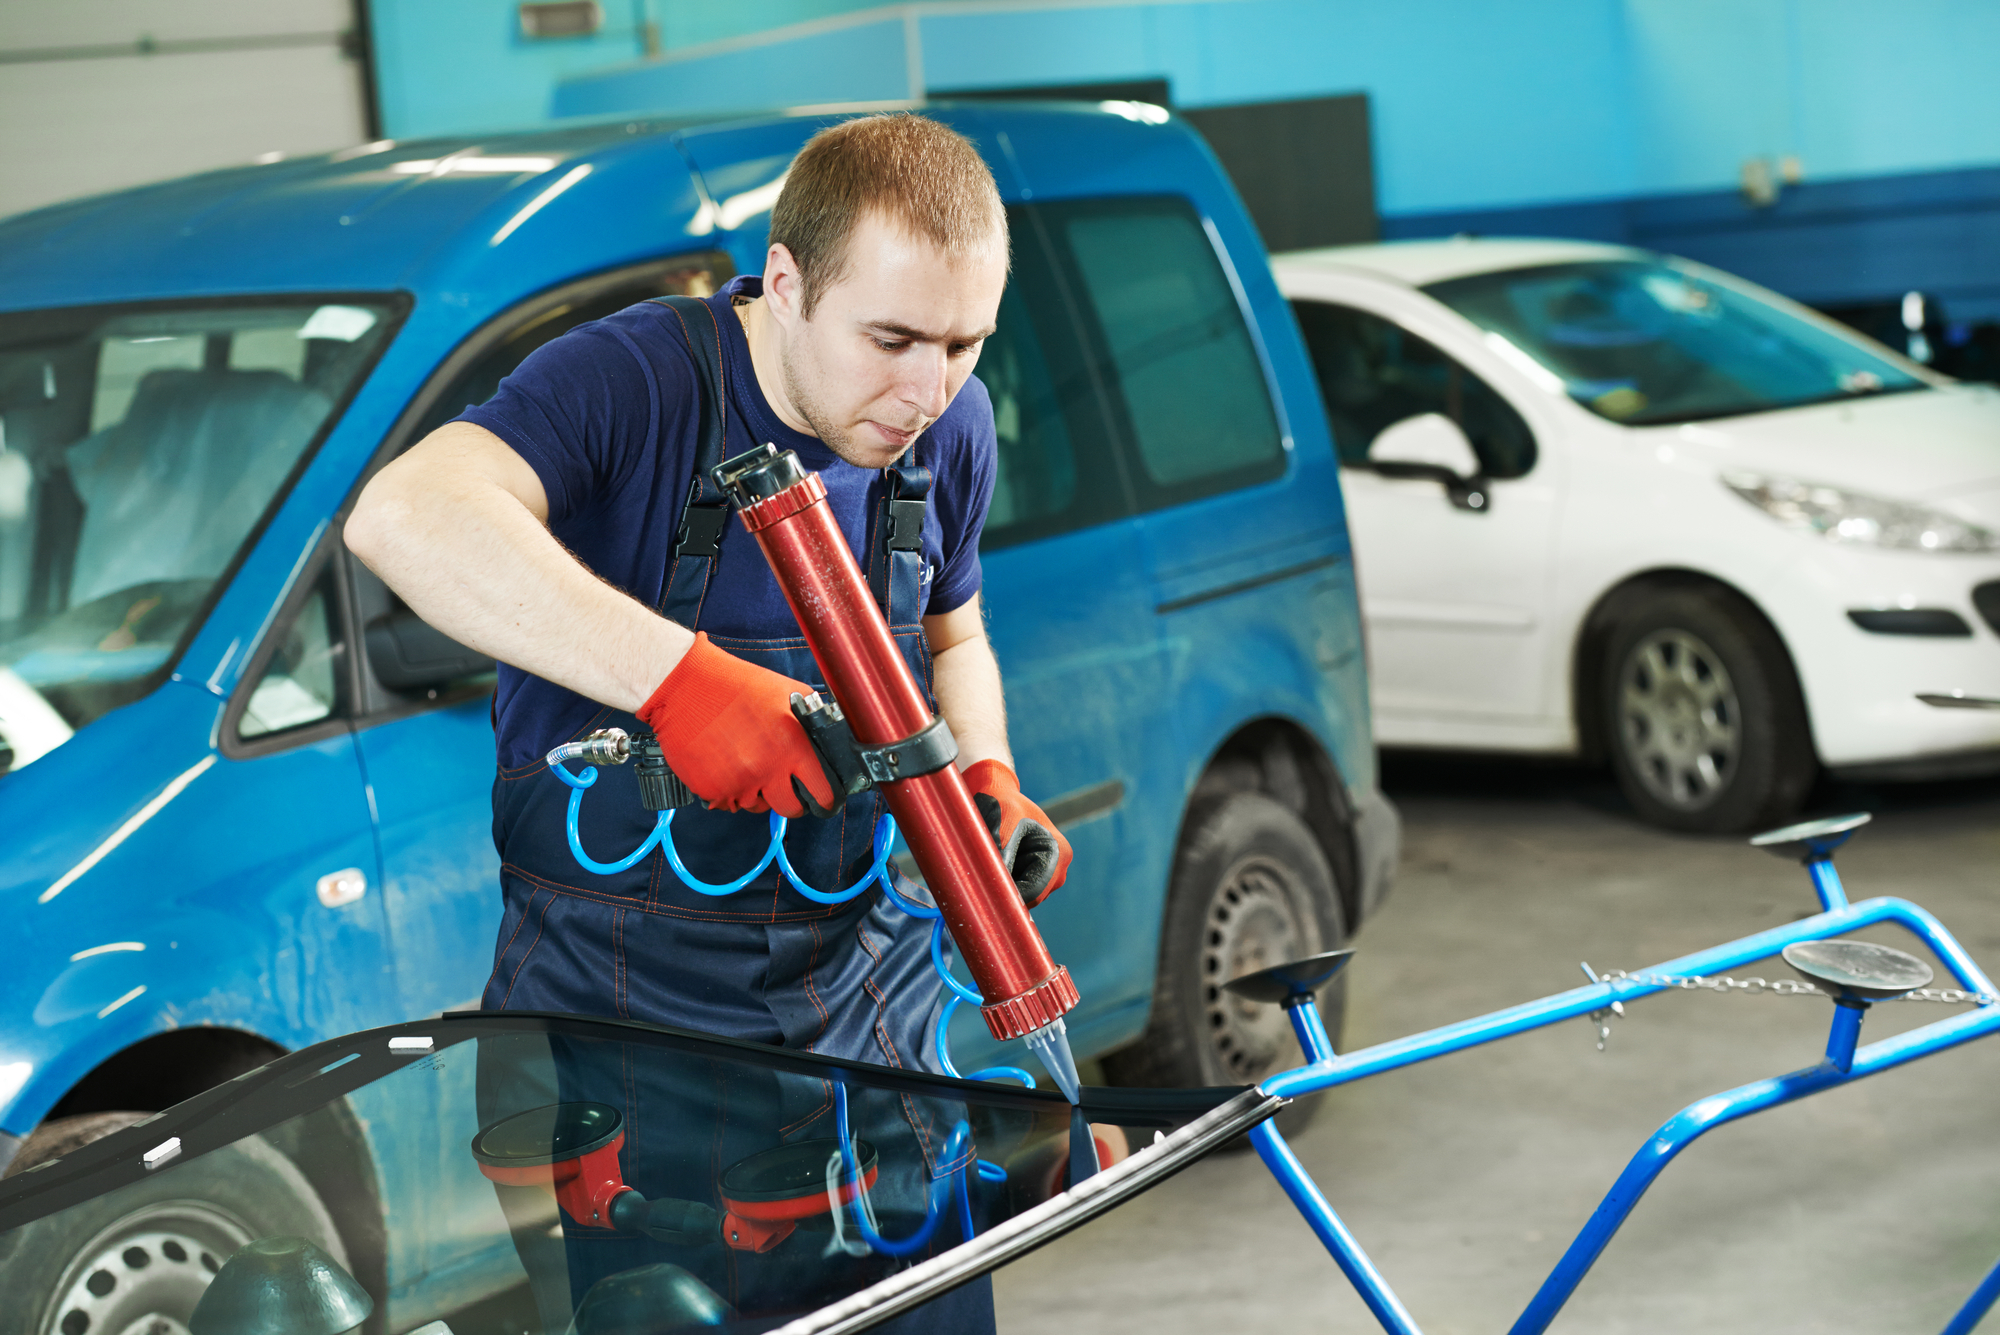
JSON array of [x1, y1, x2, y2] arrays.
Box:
[[1579, 961, 1625, 1052]]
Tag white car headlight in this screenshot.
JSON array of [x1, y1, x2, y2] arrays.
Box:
[[1722, 472, 1998, 553]]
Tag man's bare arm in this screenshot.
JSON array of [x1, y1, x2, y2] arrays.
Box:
[[923, 595, 1012, 771], [343, 421, 692, 711]]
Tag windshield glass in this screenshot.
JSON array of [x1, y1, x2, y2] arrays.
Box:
[[1423, 260, 1927, 426], [0, 1012, 1261, 1331], [0, 299, 395, 771]]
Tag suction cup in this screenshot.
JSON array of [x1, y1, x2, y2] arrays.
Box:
[[1222, 949, 1356, 1006], [1782, 939, 1933, 1002], [564, 1263, 735, 1333], [470, 1101, 622, 1168], [187, 1236, 373, 1335], [1750, 812, 1871, 863], [720, 1138, 877, 1216]]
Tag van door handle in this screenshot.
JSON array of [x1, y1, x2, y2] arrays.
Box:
[[316, 868, 367, 908]]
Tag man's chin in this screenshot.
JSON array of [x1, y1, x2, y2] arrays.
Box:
[[827, 435, 913, 469]]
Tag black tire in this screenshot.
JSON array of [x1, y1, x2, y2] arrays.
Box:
[[1601, 586, 1814, 834], [0, 1112, 350, 1335], [1104, 792, 1347, 1134]]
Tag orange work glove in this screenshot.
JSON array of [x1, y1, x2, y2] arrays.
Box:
[[962, 758, 1072, 908], [636, 633, 837, 818]]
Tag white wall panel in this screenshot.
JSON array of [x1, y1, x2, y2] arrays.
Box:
[[0, 0, 368, 220]]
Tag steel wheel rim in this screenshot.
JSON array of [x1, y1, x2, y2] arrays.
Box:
[[37, 1201, 253, 1335], [1200, 854, 1320, 1084], [1617, 628, 1741, 811]]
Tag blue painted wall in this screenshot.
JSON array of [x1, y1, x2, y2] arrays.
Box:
[[370, 0, 2000, 313]]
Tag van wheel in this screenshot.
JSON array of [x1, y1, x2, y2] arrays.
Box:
[[1, 1114, 351, 1335], [1103, 792, 1346, 1135], [1601, 587, 1814, 833]]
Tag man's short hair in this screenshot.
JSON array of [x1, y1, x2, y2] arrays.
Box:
[[770, 113, 1007, 319]]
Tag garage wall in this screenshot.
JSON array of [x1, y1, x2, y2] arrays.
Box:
[[532, 0, 2000, 315], [1389, 0, 2000, 318], [537, 0, 1638, 218], [13, 1, 1981, 312], [0, 0, 373, 221]]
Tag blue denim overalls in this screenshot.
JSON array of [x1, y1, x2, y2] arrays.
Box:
[[478, 297, 992, 1329]]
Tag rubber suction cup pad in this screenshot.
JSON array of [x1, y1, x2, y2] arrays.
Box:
[[1222, 949, 1357, 1004], [1749, 812, 1871, 862], [721, 1138, 877, 1207], [1782, 939, 1934, 1001], [471, 1101, 623, 1168]]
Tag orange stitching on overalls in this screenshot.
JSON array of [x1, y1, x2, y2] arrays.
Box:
[[778, 923, 834, 1135], [499, 888, 557, 1008], [501, 708, 617, 779], [613, 906, 628, 1019], [482, 886, 539, 1005], [802, 917, 831, 1035], [853, 923, 944, 1173], [503, 862, 840, 922], [779, 1084, 833, 1139]]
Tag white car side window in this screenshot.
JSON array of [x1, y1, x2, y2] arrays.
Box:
[[1291, 300, 1537, 479]]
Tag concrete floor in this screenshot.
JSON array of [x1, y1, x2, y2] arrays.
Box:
[[994, 756, 2000, 1335]]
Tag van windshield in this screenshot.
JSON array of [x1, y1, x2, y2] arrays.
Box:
[[0, 299, 396, 773], [1424, 260, 1927, 425]]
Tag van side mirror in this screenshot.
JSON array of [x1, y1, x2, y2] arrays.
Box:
[[365, 611, 495, 691], [1366, 413, 1489, 512]]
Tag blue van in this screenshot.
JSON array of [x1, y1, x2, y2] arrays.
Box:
[[0, 104, 1396, 1325]]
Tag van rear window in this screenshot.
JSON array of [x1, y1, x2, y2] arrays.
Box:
[[1050, 198, 1285, 507]]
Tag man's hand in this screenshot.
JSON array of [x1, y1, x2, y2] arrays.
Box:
[[963, 758, 1071, 907], [637, 633, 837, 818]]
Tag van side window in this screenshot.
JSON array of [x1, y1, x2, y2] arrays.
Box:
[[1292, 300, 1537, 479], [407, 257, 729, 442], [237, 566, 346, 742], [1046, 198, 1284, 507], [346, 256, 728, 722], [976, 216, 1134, 551]]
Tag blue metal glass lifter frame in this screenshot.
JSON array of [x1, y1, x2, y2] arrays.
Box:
[[1244, 824, 2000, 1334]]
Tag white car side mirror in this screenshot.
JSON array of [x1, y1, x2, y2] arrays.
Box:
[[1365, 413, 1489, 513], [1371, 413, 1481, 475]]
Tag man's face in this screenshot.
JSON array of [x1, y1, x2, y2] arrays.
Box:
[[771, 211, 1008, 469]]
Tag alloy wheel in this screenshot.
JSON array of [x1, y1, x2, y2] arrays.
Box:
[[1617, 628, 1741, 811]]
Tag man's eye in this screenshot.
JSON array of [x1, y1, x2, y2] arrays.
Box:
[[873, 338, 907, 352], [949, 341, 981, 357]]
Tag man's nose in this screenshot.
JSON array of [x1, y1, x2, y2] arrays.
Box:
[[900, 347, 950, 419]]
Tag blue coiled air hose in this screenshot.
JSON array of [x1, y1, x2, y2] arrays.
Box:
[[548, 749, 1028, 1248]]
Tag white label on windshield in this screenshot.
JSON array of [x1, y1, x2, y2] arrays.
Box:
[[299, 305, 379, 342]]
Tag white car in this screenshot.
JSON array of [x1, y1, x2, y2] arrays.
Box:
[[1274, 238, 2000, 832]]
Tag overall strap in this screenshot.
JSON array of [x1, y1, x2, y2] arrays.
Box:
[[869, 451, 932, 624], [648, 295, 731, 627]]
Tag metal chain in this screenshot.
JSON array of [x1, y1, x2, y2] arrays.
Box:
[[1599, 968, 1999, 1006]]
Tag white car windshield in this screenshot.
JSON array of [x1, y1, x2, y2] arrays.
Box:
[[1424, 260, 1927, 425], [0, 299, 395, 772]]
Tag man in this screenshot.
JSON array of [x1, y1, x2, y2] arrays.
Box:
[[346, 113, 1068, 1327]]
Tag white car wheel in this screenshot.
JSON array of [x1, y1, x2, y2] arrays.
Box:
[[1618, 628, 1744, 810], [1602, 587, 1815, 833]]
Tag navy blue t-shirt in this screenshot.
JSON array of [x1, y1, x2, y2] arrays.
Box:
[[460, 276, 997, 769]]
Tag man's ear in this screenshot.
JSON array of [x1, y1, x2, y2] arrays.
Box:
[[763, 243, 805, 325]]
